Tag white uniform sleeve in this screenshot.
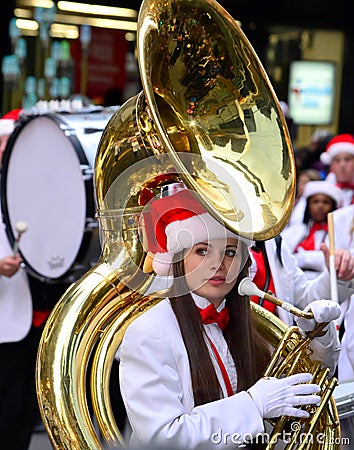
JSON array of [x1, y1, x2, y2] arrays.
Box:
[[275, 242, 342, 376], [294, 249, 326, 272], [119, 318, 264, 449], [308, 322, 341, 378]]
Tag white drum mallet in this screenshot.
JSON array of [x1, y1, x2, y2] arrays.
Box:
[[13, 221, 28, 255]]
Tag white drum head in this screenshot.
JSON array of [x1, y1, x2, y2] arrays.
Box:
[[5, 115, 88, 279]]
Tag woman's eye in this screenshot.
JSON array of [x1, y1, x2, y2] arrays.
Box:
[[196, 248, 207, 256], [225, 249, 236, 257]]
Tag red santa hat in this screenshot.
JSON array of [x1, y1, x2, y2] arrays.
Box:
[[303, 180, 343, 207], [320, 133, 354, 165], [144, 189, 250, 276], [0, 108, 22, 137]]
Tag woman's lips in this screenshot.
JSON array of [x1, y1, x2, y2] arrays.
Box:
[[208, 276, 226, 286]]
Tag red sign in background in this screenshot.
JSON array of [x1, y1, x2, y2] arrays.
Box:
[[71, 27, 127, 100]]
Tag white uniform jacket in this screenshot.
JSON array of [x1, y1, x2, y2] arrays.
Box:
[[332, 205, 354, 254], [0, 218, 32, 343], [281, 223, 327, 278], [332, 205, 354, 380], [119, 295, 265, 449]]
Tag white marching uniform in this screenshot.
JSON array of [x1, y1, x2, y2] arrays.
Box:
[[281, 223, 327, 279], [332, 205, 354, 381], [0, 207, 32, 344]]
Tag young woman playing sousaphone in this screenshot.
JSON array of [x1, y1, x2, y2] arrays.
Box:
[[119, 188, 341, 449]]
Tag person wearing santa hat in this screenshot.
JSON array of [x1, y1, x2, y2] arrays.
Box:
[[281, 181, 343, 280], [0, 109, 39, 449], [0, 109, 36, 448], [321, 133, 354, 206], [119, 188, 341, 449]]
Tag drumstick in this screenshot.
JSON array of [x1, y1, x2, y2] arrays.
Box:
[[327, 212, 338, 303], [13, 221, 28, 255]]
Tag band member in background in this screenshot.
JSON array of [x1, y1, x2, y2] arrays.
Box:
[[281, 181, 343, 279], [0, 111, 38, 450], [0, 111, 73, 449], [321, 133, 354, 206]]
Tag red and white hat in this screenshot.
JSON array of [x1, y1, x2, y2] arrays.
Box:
[[303, 180, 343, 207], [0, 108, 22, 137], [320, 133, 354, 165], [144, 189, 249, 276]]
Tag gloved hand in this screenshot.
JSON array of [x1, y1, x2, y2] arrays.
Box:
[[294, 299, 341, 333], [247, 373, 320, 419]]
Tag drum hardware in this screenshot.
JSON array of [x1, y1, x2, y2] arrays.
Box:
[[83, 128, 108, 134], [85, 218, 99, 229], [336, 394, 354, 419], [64, 127, 108, 137], [81, 164, 94, 180]]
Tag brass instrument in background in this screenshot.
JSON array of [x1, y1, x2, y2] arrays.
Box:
[[36, 0, 340, 449]]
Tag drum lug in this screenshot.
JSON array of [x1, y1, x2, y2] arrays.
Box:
[[81, 164, 94, 180], [86, 218, 98, 230]]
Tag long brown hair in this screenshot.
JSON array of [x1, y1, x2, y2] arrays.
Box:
[[169, 245, 271, 407]]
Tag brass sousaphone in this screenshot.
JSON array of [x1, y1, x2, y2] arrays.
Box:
[[36, 0, 341, 448]]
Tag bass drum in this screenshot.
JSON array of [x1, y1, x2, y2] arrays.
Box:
[[1, 108, 115, 283]]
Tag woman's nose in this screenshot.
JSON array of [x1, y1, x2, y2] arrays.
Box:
[[209, 253, 224, 270]]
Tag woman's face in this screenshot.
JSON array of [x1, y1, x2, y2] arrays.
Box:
[[183, 238, 243, 307], [308, 194, 334, 223]]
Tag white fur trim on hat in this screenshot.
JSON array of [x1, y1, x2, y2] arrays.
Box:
[[0, 119, 14, 136], [153, 212, 252, 276], [303, 181, 343, 207], [320, 139, 354, 165], [165, 212, 238, 253], [152, 252, 174, 276]]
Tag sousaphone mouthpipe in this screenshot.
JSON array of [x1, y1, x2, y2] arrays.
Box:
[[238, 277, 314, 319]]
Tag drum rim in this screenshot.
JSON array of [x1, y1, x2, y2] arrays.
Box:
[[0, 113, 99, 282]]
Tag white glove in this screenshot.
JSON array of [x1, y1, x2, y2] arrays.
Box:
[[294, 299, 341, 333], [247, 373, 321, 419], [247, 373, 320, 419]]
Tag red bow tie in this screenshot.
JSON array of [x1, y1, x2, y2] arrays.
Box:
[[198, 304, 230, 330]]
